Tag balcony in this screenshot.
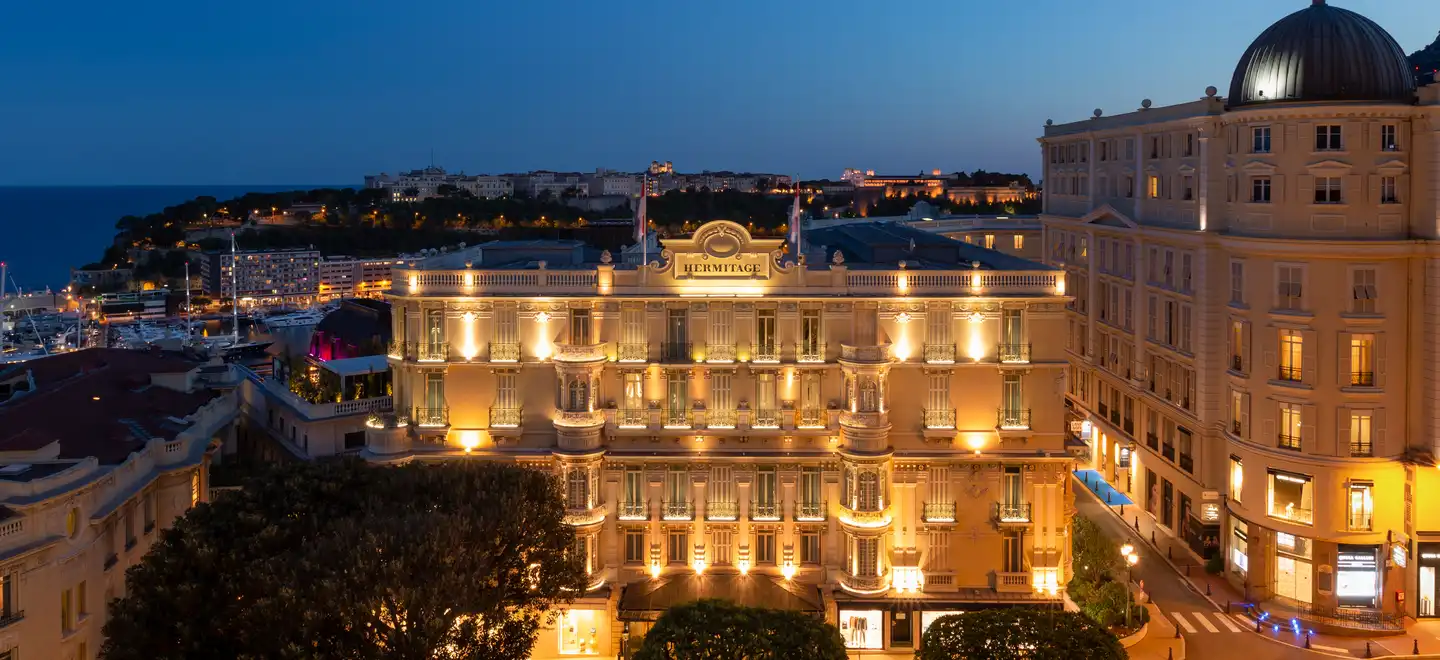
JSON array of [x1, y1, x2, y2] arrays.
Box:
[[564, 503, 607, 527], [705, 344, 737, 363], [1146, 432, 1159, 450], [1269, 504, 1313, 525], [998, 343, 1032, 364], [1350, 371, 1375, 387], [1161, 443, 1175, 462], [839, 570, 890, 594], [923, 343, 957, 364], [994, 571, 1033, 594], [387, 339, 406, 359], [923, 502, 957, 523], [663, 408, 692, 429], [416, 342, 448, 362], [662, 500, 695, 521], [0, 611, 22, 630], [751, 408, 780, 429], [797, 342, 826, 363], [617, 500, 649, 521], [617, 408, 649, 428], [992, 502, 1032, 525], [707, 409, 737, 429], [553, 342, 607, 362], [1277, 366, 1302, 383], [840, 343, 891, 363], [996, 408, 1031, 431], [1278, 434, 1301, 451], [555, 410, 606, 427], [751, 500, 781, 521], [661, 342, 692, 362], [923, 408, 956, 430], [489, 407, 521, 428], [618, 342, 648, 362], [840, 411, 885, 427], [794, 500, 826, 521], [706, 500, 739, 521], [752, 343, 779, 363], [797, 408, 826, 428], [1231, 420, 1242, 436], [839, 504, 892, 529], [1230, 354, 1243, 372], [1179, 454, 1193, 473], [414, 406, 450, 428], [490, 342, 520, 362]]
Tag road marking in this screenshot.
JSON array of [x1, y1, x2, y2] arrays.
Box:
[[1193, 612, 1219, 633], [1214, 612, 1242, 632], [1170, 612, 1198, 634], [1311, 643, 1348, 653]]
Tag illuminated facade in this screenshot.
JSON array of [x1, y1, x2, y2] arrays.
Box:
[[376, 220, 1072, 657], [1042, 0, 1440, 627], [198, 247, 320, 304]]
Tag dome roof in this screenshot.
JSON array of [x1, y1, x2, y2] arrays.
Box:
[[1228, 0, 1415, 108]]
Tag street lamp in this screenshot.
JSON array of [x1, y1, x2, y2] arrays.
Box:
[[1120, 545, 1139, 629]]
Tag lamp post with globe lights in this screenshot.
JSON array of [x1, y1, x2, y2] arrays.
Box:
[[1120, 544, 1139, 629]]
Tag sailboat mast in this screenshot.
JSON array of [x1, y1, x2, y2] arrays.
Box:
[[184, 260, 192, 340]]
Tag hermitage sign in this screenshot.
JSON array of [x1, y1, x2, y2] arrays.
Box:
[[666, 221, 780, 280]]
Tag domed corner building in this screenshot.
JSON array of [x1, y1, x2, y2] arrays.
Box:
[[1041, 0, 1440, 634]]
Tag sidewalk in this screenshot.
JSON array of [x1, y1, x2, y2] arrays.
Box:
[[1126, 603, 1185, 660], [1071, 471, 1421, 658]]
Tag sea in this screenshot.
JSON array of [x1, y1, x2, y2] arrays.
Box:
[[0, 185, 349, 292]]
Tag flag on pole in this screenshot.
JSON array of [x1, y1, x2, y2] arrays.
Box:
[[635, 176, 648, 244], [787, 177, 802, 258]]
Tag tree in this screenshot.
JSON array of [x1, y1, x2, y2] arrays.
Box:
[[633, 599, 846, 660], [101, 460, 587, 660], [917, 609, 1125, 660]]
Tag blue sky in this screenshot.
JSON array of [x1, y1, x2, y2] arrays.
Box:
[[1, 0, 1436, 185]]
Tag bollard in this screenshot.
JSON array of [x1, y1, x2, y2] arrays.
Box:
[[1206, 581, 1212, 596], [1416, 638, 1421, 655], [1367, 641, 1373, 658], [1255, 617, 1261, 633], [1135, 518, 1141, 531], [1305, 633, 1311, 649], [1174, 621, 1180, 639], [1151, 530, 1156, 545], [1168, 649, 1173, 660], [1120, 504, 1125, 516], [1168, 546, 1173, 560]]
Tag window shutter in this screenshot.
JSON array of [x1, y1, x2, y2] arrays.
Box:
[[1273, 174, 1285, 203], [1262, 417, 1275, 445], [1273, 126, 1284, 153], [1336, 407, 1350, 458], [1264, 349, 1276, 369], [1374, 408, 1387, 455], [1346, 175, 1362, 204], [1287, 124, 1300, 150], [1299, 175, 1315, 202], [1400, 122, 1411, 150], [1240, 393, 1252, 440], [1368, 123, 1381, 151], [1301, 404, 1316, 451], [1243, 322, 1253, 372], [1302, 330, 1318, 384], [1368, 175, 1381, 205], [1400, 175, 1411, 205], [1375, 333, 1387, 389], [1337, 332, 1351, 387]]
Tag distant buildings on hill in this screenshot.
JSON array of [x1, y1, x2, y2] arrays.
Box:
[[362, 164, 797, 202]]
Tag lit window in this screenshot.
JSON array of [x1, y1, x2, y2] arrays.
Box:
[[1268, 470, 1314, 525], [1347, 482, 1374, 531], [1229, 456, 1243, 502], [1278, 403, 1302, 451], [1252, 126, 1271, 153], [1013, 235, 1024, 250], [1349, 411, 1373, 457], [1278, 329, 1303, 383]]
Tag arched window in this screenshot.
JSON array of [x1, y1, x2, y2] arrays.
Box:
[[567, 467, 589, 509], [858, 379, 879, 412], [857, 471, 879, 511], [567, 379, 589, 412]]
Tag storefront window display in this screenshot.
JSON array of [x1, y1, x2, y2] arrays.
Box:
[[1419, 544, 1440, 618], [1336, 544, 1380, 609], [1230, 518, 1248, 578], [1267, 470, 1314, 525], [558, 609, 601, 655], [1274, 532, 1313, 604], [839, 609, 884, 650]]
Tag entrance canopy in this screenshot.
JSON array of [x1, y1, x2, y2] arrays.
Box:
[[618, 573, 823, 621]]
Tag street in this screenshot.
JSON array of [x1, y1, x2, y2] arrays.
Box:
[[1075, 483, 1347, 659]]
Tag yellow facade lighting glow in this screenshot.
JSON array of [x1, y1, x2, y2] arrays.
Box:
[[459, 430, 482, 452], [461, 311, 478, 360]]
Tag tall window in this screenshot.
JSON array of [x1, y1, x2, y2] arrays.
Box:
[[1381, 124, 1398, 151], [800, 531, 821, 564], [1314, 177, 1342, 204], [926, 373, 951, 428], [1380, 176, 1398, 204], [1003, 466, 1023, 505], [1002, 309, 1023, 346], [984, 234, 996, 250], [621, 303, 646, 359], [1348, 482, 1374, 531], [1252, 126, 1271, 153], [1278, 403, 1302, 451], [569, 309, 592, 345], [1001, 533, 1023, 573], [625, 529, 646, 563], [667, 529, 689, 564], [800, 468, 822, 508], [1250, 176, 1271, 203], [711, 466, 734, 505], [1278, 329, 1303, 382], [1002, 374, 1022, 412], [714, 529, 732, 565], [755, 372, 778, 425], [800, 309, 822, 358], [926, 307, 951, 347], [1013, 235, 1024, 250], [756, 530, 776, 564], [1352, 268, 1377, 314], [801, 372, 823, 414], [1277, 266, 1304, 310], [1315, 124, 1342, 151], [666, 309, 688, 348], [61, 587, 74, 632], [1148, 175, 1160, 199], [926, 531, 952, 572], [0, 573, 13, 619], [1229, 320, 1247, 372], [852, 537, 880, 577], [1230, 456, 1244, 503], [494, 306, 518, 344], [1350, 334, 1375, 387], [1349, 411, 1374, 457], [711, 371, 734, 425], [622, 372, 643, 411], [1230, 261, 1245, 305], [665, 372, 688, 416], [622, 467, 644, 508], [566, 465, 592, 510], [666, 468, 689, 505], [424, 372, 445, 413], [755, 308, 776, 354], [1230, 390, 1249, 438], [708, 303, 733, 355], [755, 466, 778, 509]]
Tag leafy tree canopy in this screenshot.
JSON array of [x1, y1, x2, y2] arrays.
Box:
[[101, 459, 587, 660], [916, 609, 1125, 660], [633, 599, 847, 660]]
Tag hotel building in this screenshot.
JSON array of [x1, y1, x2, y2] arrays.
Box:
[[371, 220, 1072, 657], [1043, 0, 1440, 627], [199, 247, 321, 305], [0, 350, 234, 660]]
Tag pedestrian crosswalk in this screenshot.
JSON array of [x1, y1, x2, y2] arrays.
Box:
[[1169, 611, 1244, 634]]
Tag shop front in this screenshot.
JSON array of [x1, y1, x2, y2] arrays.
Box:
[[1273, 532, 1314, 604], [834, 600, 1056, 654], [1418, 543, 1440, 618], [1335, 544, 1381, 610]]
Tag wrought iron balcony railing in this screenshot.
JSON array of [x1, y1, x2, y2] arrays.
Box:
[[617, 342, 648, 362], [752, 342, 779, 363], [705, 344, 737, 363], [663, 408, 692, 428], [617, 408, 649, 428], [1350, 371, 1375, 387], [413, 406, 449, 427], [662, 500, 695, 521], [661, 342, 692, 362], [416, 342, 448, 362], [996, 408, 1031, 430], [998, 343, 1032, 363], [797, 342, 826, 363], [706, 500, 739, 521], [751, 500, 781, 521], [923, 408, 956, 429], [707, 409, 737, 429], [490, 342, 520, 362], [798, 408, 826, 428], [839, 570, 889, 593], [923, 501, 957, 522], [617, 500, 649, 521], [751, 408, 780, 429], [923, 343, 957, 363], [489, 406, 521, 428], [793, 500, 826, 521], [992, 502, 1032, 524]]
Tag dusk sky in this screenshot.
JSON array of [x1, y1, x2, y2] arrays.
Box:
[[3, 0, 1437, 186]]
